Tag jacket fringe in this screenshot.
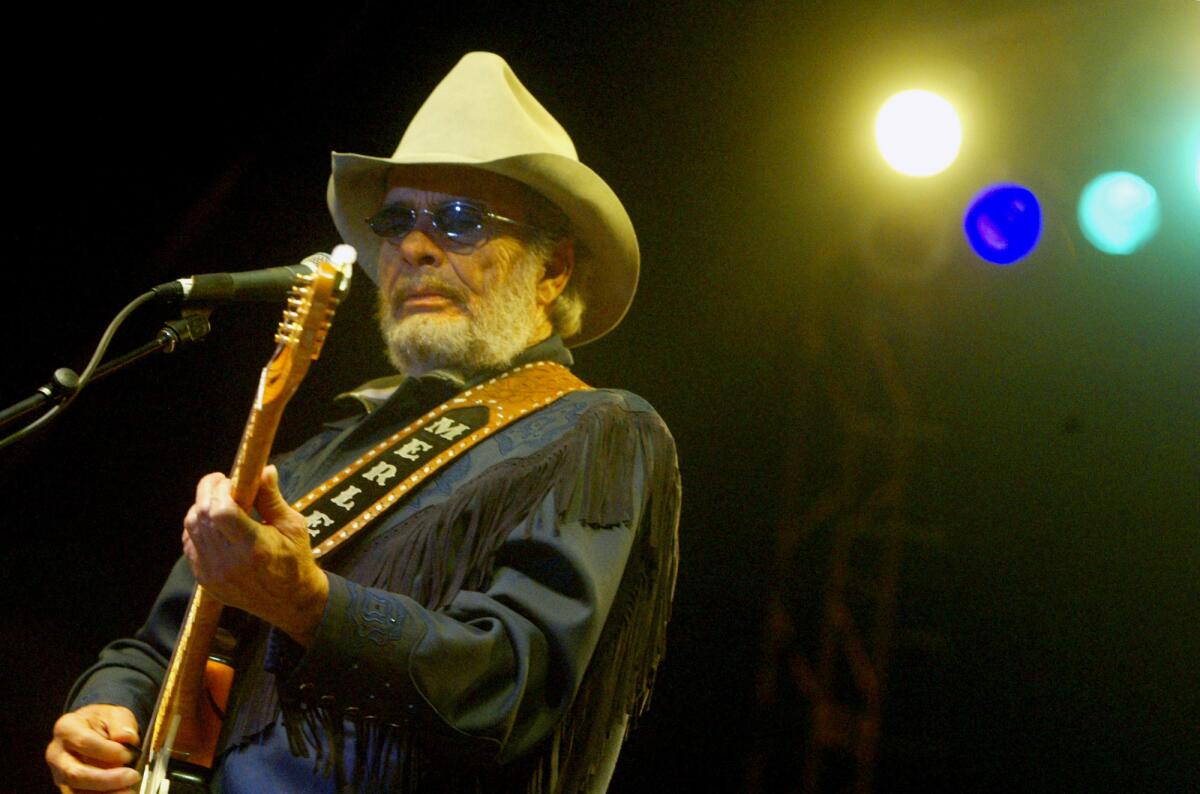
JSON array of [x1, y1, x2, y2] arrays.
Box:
[[222, 398, 680, 793]]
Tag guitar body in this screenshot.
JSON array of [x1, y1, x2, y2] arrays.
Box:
[[146, 658, 230, 793], [136, 255, 349, 793], [158, 654, 234, 770]]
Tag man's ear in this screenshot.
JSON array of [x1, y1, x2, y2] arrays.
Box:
[[537, 237, 575, 307]]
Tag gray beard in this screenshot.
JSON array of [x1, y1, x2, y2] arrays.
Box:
[[377, 252, 543, 378]]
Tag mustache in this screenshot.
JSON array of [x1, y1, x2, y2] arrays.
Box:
[[386, 275, 469, 306]]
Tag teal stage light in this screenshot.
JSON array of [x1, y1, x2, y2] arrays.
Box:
[[1077, 172, 1161, 255]]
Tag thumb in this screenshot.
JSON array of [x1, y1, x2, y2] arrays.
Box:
[[254, 465, 295, 526], [80, 703, 141, 746], [100, 704, 141, 747]]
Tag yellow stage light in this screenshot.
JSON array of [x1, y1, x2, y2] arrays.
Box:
[[875, 90, 962, 177]]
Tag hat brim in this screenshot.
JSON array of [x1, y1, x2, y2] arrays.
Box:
[[327, 151, 639, 348]]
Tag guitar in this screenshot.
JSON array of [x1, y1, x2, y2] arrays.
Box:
[[136, 252, 351, 794]]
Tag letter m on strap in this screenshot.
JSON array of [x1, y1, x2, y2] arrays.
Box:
[[426, 416, 470, 440]]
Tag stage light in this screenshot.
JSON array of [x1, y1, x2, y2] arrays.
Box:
[[1077, 172, 1161, 255], [963, 184, 1042, 265], [875, 90, 962, 177]]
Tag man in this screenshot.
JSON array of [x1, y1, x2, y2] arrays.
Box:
[[46, 52, 679, 793]]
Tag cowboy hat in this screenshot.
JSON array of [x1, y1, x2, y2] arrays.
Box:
[[327, 51, 639, 346]]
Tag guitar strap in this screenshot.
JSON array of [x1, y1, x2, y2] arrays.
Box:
[[291, 360, 589, 560]]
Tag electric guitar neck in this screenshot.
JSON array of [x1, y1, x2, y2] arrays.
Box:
[[136, 255, 349, 794]]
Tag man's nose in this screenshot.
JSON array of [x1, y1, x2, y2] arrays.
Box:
[[395, 224, 445, 269]]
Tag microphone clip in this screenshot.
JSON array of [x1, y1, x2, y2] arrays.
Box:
[[158, 310, 212, 353]]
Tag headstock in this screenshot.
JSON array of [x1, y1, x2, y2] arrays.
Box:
[[259, 248, 355, 412]]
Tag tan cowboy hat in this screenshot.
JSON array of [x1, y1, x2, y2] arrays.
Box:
[[327, 51, 639, 346]]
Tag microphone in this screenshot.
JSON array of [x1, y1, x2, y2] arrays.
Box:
[[152, 248, 355, 303]]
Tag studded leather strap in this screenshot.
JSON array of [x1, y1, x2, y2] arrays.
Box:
[[293, 361, 590, 559]]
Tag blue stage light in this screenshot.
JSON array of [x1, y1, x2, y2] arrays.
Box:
[[963, 184, 1043, 265]]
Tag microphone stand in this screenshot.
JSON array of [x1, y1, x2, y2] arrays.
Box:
[[0, 310, 212, 437]]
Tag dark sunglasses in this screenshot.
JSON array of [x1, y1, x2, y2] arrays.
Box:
[[366, 199, 546, 249]]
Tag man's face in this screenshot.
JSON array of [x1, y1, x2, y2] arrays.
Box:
[[375, 167, 557, 376]]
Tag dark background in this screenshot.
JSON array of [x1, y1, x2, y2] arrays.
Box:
[[4, 2, 1197, 791]]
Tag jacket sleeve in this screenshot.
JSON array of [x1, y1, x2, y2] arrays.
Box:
[[64, 556, 195, 731], [283, 509, 636, 761]]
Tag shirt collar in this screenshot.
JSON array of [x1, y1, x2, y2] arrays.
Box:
[[335, 335, 575, 415]]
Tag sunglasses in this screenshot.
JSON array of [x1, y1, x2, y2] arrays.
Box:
[[366, 199, 547, 250]]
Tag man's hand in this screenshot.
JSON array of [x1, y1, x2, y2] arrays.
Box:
[[46, 703, 140, 793], [182, 465, 328, 645]]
